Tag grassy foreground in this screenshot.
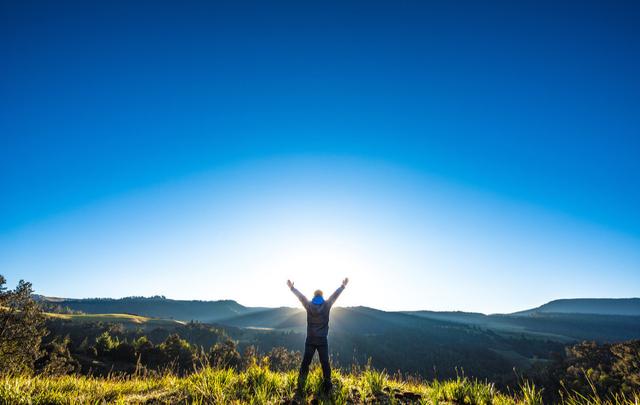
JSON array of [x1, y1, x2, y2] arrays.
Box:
[[1, 365, 638, 405]]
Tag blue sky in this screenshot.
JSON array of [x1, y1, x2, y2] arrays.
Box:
[[1, 0, 639, 312]]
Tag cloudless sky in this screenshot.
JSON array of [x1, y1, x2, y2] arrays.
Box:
[[1, 0, 639, 313]]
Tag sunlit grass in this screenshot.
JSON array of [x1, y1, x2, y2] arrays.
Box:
[[45, 312, 185, 326], [1, 366, 638, 404]]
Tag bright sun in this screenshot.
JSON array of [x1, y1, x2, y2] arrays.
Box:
[[262, 231, 371, 304]]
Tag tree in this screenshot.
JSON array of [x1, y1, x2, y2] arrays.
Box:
[[531, 339, 640, 401], [0, 275, 47, 375], [160, 334, 196, 374], [95, 331, 118, 357], [111, 341, 137, 364], [35, 336, 79, 376], [209, 338, 241, 369], [267, 346, 302, 372], [611, 340, 640, 391], [242, 345, 260, 369]]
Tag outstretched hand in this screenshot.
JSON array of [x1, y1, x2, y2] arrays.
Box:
[[342, 277, 349, 287], [287, 280, 294, 289]]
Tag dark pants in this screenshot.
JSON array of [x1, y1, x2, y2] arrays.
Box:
[[298, 340, 332, 391]]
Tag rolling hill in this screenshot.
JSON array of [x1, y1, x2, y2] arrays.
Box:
[[511, 298, 640, 316], [41, 295, 640, 343], [45, 311, 185, 328], [37, 295, 261, 323], [39, 295, 640, 381]]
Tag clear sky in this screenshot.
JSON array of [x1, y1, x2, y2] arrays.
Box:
[[1, 0, 639, 313]]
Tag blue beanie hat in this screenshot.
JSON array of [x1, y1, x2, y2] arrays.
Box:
[[311, 295, 325, 305]]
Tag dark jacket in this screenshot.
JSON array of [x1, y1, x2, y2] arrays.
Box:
[[291, 285, 344, 343]]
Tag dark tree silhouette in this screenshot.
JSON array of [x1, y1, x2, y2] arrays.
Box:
[[0, 275, 47, 375]]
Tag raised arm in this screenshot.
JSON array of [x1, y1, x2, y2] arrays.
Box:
[[287, 280, 309, 309], [327, 277, 349, 307]]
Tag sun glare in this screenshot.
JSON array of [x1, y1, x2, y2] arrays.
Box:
[[264, 232, 370, 304]]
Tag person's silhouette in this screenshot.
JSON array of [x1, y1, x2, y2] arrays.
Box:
[[287, 278, 349, 394]]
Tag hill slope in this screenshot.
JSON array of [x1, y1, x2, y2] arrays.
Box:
[[45, 311, 185, 328], [39, 296, 260, 323], [43, 296, 640, 343], [512, 298, 640, 316], [36, 295, 640, 383]]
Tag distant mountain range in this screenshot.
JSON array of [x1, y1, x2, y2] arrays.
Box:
[[38, 295, 640, 380], [512, 298, 640, 316], [38, 295, 640, 317], [38, 295, 640, 343]]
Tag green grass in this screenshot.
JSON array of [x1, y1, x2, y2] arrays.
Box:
[[1, 366, 638, 404]]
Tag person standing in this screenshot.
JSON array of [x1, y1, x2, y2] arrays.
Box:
[[287, 277, 349, 393]]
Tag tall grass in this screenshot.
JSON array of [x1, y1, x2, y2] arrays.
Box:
[[1, 366, 638, 404], [559, 375, 640, 405]]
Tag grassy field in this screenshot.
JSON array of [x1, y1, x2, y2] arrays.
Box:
[[1, 365, 638, 404], [45, 312, 185, 328]]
